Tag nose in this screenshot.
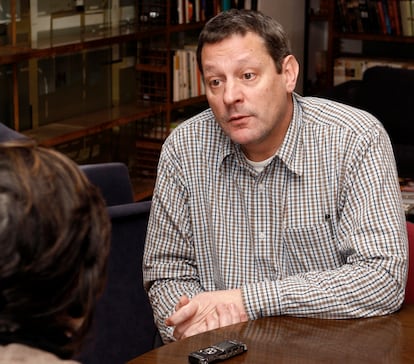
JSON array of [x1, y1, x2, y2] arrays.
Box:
[[223, 79, 243, 105]]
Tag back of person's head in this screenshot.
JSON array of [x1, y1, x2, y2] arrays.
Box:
[[0, 140, 111, 359], [197, 8, 291, 75]]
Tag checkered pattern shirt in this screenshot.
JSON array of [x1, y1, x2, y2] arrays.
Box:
[[143, 94, 408, 342]]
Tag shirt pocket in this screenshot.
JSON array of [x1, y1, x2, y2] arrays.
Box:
[[283, 222, 345, 275]]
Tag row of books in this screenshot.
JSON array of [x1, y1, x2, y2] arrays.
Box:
[[333, 56, 414, 85], [172, 46, 206, 102], [336, 0, 414, 36], [175, 0, 258, 24], [139, 0, 258, 26]]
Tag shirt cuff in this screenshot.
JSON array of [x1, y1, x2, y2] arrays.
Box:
[[241, 279, 283, 319]]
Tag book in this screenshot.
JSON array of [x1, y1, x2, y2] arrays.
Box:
[[384, 0, 401, 35], [185, 0, 194, 23], [376, 0, 388, 34], [336, 0, 349, 32], [222, 0, 231, 11], [172, 50, 181, 102], [184, 44, 204, 98], [358, 0, 370, 32], [366, 0, 381, 33], [194, 0, 200, 22], [390, 0, 402, 35], [381, 0, 392, 34], [177, 0, 184, 24], [411, 0, 414, 35], [347, 0, 364, 32], [172, 46, 204, 102], [399, 0, 413, 36]]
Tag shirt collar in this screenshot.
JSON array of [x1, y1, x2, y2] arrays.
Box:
[[276, 93, 304, 176], [217, 93, 304, 176]]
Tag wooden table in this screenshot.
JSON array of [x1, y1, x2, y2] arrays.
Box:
[[128, 304, 414, 363]]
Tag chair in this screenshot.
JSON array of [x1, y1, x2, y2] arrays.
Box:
[[79, 162, 135, 206], [76, 200, 159, 364], [405, 221, 414, 303], [0, 122, 29, 142]]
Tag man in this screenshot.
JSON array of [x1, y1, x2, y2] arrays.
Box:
[[143, 9, 408, 343]]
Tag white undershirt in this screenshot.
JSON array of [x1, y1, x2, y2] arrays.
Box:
[[244, 152, 276, 173]]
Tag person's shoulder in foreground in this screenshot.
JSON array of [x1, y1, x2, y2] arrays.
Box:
[[144, 8, 408, 344], [0, 140, 111, 362], [0, 343, 79, 363]]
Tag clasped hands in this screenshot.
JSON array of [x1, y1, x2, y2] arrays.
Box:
[[165, 288, 248, 340]]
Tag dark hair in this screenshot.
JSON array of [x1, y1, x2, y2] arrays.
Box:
[[0, 140, 111, 358], [197, 9, 292, 75]]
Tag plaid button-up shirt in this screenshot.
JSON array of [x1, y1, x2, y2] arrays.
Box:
[[144, 93, 408, 342]]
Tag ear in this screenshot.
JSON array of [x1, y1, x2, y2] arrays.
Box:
[[282, 55, 299, 93]]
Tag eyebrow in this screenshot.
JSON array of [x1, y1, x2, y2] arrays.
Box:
[[203, 57, 261, 75]]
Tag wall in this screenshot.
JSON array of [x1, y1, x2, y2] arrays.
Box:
[[258, 0, 305, 94]]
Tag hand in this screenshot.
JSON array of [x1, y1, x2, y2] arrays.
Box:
[[165, 289, 248, 340]]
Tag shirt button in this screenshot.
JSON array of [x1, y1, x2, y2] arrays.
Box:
[[259, 232, 266, 240], [258, 183, 264, 192]]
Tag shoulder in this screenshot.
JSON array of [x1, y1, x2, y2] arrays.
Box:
[[296, 95, 385, 137], [163, 108, 227, 154], [0, 343, 79, 363], [168, 108, 217, 139]]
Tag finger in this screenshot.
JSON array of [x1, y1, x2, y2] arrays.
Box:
[[206, 311, 220, 331], [228, 303, 241, 324], [173, 323, 187, 340], [166, 301, 198, 326], [175, 295, 190, 311], [216, 303, 233, 327], [240, 310, 248, 322]]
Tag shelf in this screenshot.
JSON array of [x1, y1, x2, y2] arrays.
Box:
[[1, 23, 207, 66], [1, 22, 210, 67], [136, 64, 168, 73], [167, 21, 207, 33], [22, 101, 164, 147], [333, 32, 414, 44], [0, 29, 141, 66], [0, 45, 33, 64]]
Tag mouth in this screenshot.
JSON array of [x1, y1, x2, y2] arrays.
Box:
[[228, 114, 249, 123]]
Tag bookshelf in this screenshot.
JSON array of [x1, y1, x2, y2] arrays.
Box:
[[304, 0, 414, 95], [1, 0, 221, 200]]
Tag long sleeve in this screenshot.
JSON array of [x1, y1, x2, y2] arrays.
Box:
[[143, 142, 204, 341]]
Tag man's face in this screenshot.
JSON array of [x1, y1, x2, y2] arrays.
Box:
[[201, 32, 297, 161]]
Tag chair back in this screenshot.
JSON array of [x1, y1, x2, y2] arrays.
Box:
[[76, 200, 158, 364], [79, 162, 134, 206], [405, 221, 414, 303]]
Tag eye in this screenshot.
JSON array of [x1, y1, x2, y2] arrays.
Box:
[[209, 79, 221, 88], [243, 72, 256, 80]]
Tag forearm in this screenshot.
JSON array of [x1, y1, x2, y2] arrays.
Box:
[[242, 260, 405, 320], [147, 279, 203, 342]]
